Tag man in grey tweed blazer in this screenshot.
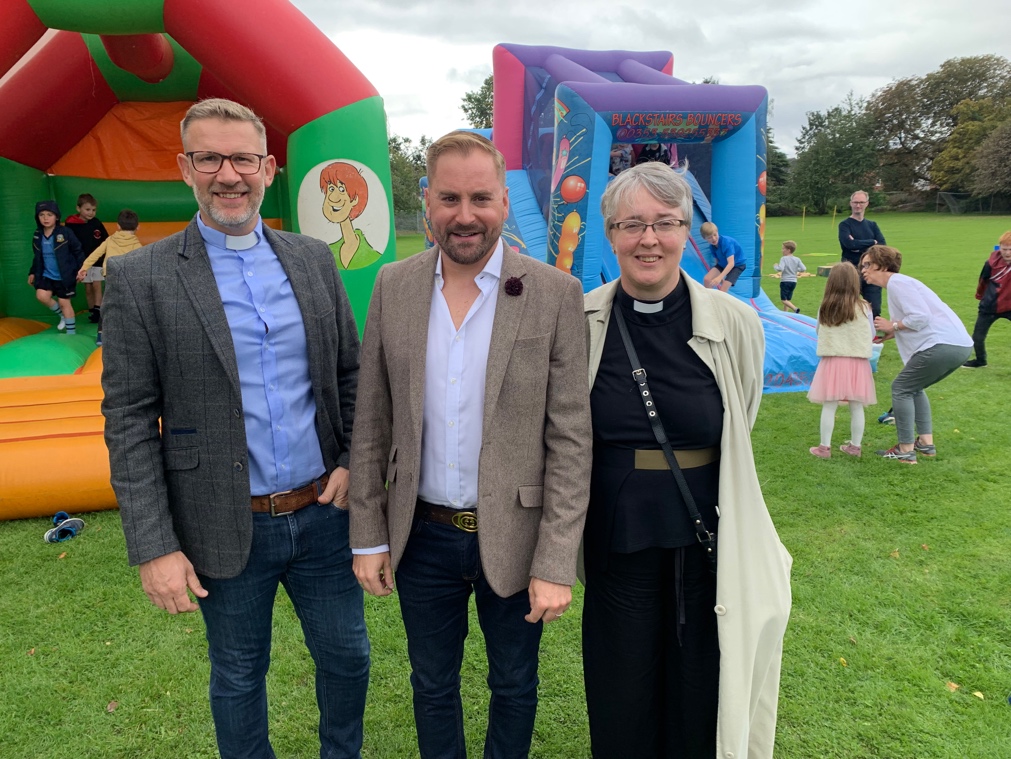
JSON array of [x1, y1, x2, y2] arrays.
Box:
[[101, 99, 369, 759], [349, 131, 591, 758]]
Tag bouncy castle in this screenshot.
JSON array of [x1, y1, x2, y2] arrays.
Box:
[[428, 44, 819, 394], [0, 0, 394, 519]]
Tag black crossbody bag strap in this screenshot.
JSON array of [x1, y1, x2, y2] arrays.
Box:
[[612, 304, 717, 571]]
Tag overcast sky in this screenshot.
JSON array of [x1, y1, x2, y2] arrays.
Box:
[[292, 0, 1011, 157]]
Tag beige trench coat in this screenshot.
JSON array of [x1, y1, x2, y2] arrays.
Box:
[[583, 275, 792, 759]]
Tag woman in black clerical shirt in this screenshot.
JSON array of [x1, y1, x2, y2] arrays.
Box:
[[581, 163, 792, 758]]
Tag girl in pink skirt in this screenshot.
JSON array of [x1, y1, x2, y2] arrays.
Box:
[[808, 262, 877, 458]]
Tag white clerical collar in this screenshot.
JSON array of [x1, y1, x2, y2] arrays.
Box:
[[196, 214, 263, 251], [633, 299, 664, 313]]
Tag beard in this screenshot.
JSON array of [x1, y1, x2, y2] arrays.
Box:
[[193, 180, 264, 231], [435, 222, 502, 266]]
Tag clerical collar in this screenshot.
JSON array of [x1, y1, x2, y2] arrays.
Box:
[[196, 214, 263, 251], [617, 276, 687, 314]]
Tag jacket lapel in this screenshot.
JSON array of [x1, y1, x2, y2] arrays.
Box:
[[407, 250, 438, 442], [482, 247, 527, 425], [176, 220, 242, 395]]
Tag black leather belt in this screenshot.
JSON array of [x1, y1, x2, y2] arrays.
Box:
[[416, 499, 477, 533]]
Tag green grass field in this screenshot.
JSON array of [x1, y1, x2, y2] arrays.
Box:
[[1, 213, 1009, 757]]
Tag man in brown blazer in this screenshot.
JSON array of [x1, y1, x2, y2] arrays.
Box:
[[349, 131, 591, 758]]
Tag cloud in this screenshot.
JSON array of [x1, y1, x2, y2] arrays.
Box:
[[290, 0, 1011, 156]]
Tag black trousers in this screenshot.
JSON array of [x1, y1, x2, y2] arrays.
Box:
[[582, 544, 719, 759], [860, 278, 882, 318], [970, 310, 1010, 362]]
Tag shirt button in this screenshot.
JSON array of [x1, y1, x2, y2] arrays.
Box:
[[450, 378, 457, 384], [451, 499, 459, 506], [269, 384, 275, 391], [448, 421, 455, 427], [448, 462, 455, 469], [259, 306, 265, 313], [281, 463, 287, 469], [247, 271, 254, 276], [233, 462, 244, 471], [454, 336, 460, 342], [276, 425, 281, 431], [233, 408, 241, 418], [714, 605, 727, 616]]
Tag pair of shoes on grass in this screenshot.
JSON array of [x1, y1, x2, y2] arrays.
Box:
[[962, 358, 987, 368], [811, 442, 862, 459], [44, 511, 86, 543]]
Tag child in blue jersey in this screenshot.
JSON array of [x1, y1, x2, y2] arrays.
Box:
[[28, 200, 83, 334]]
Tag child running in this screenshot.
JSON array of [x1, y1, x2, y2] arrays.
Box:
[[808, 262, 877, 458], [774, 240, 806, 312]]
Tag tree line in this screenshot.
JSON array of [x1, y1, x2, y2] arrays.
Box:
[[780, 54, 1011, 214]]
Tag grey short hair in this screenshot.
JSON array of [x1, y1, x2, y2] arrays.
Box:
[[600, 162, 694, 230], [180, 98, 267, 148]]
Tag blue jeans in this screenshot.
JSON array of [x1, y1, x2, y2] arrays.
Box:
[[396, 518, 542, 759], [197, 503, 369, 759]]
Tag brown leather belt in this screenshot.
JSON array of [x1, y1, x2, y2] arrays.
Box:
[[634, 447, 720, 471], [416, 499, 478, 533], [251, 474, 328, 517]]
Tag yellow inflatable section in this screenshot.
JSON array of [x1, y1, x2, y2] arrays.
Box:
[[0, 344, 114, 520]]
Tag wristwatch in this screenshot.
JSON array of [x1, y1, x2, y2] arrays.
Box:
[[892, 321, 899, 332]]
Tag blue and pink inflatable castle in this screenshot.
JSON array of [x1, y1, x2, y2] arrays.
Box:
[[427, 44, 820, 393]]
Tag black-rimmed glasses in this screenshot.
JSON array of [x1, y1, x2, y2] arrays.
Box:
[[610, 218, 689, 237], [186, 151, 266, 175]]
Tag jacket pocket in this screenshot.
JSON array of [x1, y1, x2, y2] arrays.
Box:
[[164, 447, 199, 471], [518, 485, 543, 509]]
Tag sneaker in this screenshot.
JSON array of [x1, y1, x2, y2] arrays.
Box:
[[809, 445, 831, 459], [877, 410, 895, 425], [57, 316, 66, 331], [875, 446, 917, 464], [839, 441, 862, 457], [88, 307, 101, 323], [44, 517, 85, 543], [962, 359, 987, 368], [913, 437, 936, 457], [794, 307, 801, 313], [95, 331, 103, 347]]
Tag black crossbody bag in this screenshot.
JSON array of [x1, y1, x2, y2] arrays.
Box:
[[612, 305, 718, 573]]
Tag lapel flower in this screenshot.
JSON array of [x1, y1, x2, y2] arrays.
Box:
[[504, 276, 523, 296]]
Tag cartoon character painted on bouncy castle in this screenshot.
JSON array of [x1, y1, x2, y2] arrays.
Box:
[[320, 161, 381, 270]]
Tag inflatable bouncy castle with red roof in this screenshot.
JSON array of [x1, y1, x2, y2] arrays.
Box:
[[0, 0, 394, 519]]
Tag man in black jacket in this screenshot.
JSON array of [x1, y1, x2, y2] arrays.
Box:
[[838, 190, 885, 317]]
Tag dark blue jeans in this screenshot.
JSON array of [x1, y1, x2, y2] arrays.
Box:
[[197, 503, 369, 759], [396, 518, 542, 759]]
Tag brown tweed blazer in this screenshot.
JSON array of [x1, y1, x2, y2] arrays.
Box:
[[348, 245, 591, 597]]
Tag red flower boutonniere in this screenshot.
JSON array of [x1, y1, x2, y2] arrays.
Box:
[[504, 277, 523, 296]]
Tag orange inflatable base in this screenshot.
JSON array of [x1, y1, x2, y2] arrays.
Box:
[[0, 350, 118, 520]]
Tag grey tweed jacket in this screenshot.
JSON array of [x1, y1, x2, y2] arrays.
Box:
[[348, 246, 592, 597], [101, 218, 360, 579]]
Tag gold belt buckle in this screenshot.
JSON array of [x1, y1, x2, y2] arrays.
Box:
[[451, 511, 478, 533]]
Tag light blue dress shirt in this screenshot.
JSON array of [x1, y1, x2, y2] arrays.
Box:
[[197, 215, 325, 496]]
